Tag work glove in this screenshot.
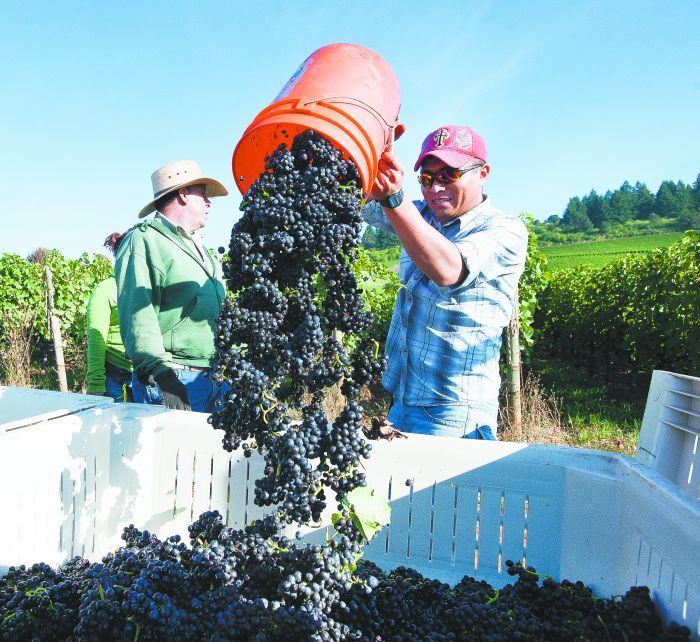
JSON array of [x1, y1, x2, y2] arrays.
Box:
[[136, 370, 154, 386], [154, 369, 191, 411]]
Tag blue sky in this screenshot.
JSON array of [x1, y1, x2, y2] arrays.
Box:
[[2, 0, 698, 259]]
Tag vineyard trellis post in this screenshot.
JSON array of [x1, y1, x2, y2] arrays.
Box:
[[505, 289, 522, 433], [45, 266, 68, 392]]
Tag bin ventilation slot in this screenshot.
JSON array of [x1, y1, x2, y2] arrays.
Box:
[[688, 436, 698, 487], [523, 495, 529, 567], [498, 491, 505, 573], [474, 488, 481, 570], [190, 451, 197, 522], [172, 449, 180, 519], [208, 455, 214, 510], [406, 479, 414, 558], [668, 387, 700, 401], [428, 482, 436, 562], [91, 456, 97, 556], [451, 485, 458, 566], [245, 459, 251, 525], [81, 465, 87, 558], [71, 485, 76, 559], [664, 403, 700, 421], [659, 419, 696, 434], [225, 458, 232, 525], [384, 477, 393, 555]]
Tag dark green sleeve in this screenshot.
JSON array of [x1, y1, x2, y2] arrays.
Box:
[[115, 231, 173, 379]]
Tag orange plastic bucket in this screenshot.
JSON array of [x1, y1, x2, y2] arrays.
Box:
[[232, 43, 401, 195]]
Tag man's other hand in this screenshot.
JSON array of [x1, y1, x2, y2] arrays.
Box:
[[154, 369, 191, 411]]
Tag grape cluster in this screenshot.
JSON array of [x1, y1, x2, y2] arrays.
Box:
[[210, 130, 384, 529]]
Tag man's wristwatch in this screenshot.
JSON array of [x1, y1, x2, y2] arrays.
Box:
[[379, 188, 404, 209]]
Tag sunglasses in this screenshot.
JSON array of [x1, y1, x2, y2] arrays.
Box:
[[417, 163, 484, 188]]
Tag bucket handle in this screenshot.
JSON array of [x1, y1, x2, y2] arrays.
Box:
[[302, 96, 398, 147]]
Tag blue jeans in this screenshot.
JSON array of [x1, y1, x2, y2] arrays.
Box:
[[104, 365, 133, 403], [387, 401, 497, 439], [131, 368, 228, 413]]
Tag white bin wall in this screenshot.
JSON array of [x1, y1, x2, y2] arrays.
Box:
[[0, 403, 112, 568]]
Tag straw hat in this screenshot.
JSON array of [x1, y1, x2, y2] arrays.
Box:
[[138, 160, 229, 218]]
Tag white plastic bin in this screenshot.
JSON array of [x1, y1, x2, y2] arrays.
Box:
[[0, 387, 698, 639]]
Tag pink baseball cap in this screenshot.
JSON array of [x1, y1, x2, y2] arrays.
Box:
[[413, 125, 488, 171]]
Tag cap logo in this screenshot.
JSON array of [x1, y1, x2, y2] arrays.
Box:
[[433, 128, 450, 147], [454, 128, 473, 151]]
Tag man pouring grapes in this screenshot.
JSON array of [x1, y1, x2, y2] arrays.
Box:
[[363, 125, 528, 439]]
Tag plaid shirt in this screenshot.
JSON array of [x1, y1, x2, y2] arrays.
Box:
[[362, 197, 528, 417]]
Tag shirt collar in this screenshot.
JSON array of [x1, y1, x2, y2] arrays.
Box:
[[155, 212, 196, 240]]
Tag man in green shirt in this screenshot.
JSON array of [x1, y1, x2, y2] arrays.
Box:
[[115, 160, 229, 412]]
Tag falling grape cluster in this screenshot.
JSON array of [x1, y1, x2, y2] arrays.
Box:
[[210, 130, 384, 527], [0, 131, 690, 641]]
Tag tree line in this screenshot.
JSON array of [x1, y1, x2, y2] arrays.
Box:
[[552, 174, 700, 233], [362, 173, 700, 249]]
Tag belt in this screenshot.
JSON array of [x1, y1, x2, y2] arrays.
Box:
[[171, 364, 210, 372]]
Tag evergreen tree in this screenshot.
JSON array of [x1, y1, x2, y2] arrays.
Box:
[[584, 190, 607, 228], [562, 196, 593, 232], [608, 181, 636, 223], [656, 180, 680, 216], [674, 188, 697, 230], [599, 190, 615, 228], [633, 181, 656, 219]]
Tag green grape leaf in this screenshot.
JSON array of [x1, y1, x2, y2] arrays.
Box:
[[345, 486, 391, 542]]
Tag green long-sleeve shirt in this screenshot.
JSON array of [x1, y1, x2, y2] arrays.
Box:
[[85, 276, 132, 393], [114, 215, 226, 379]]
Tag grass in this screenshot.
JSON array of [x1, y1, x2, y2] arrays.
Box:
[[520, 355, 647, 455], [542, 232, 683, 271]]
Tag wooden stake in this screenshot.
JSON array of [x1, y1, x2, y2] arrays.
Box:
[[45, 266, 68, 392], [506, 291, 522, 433]]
